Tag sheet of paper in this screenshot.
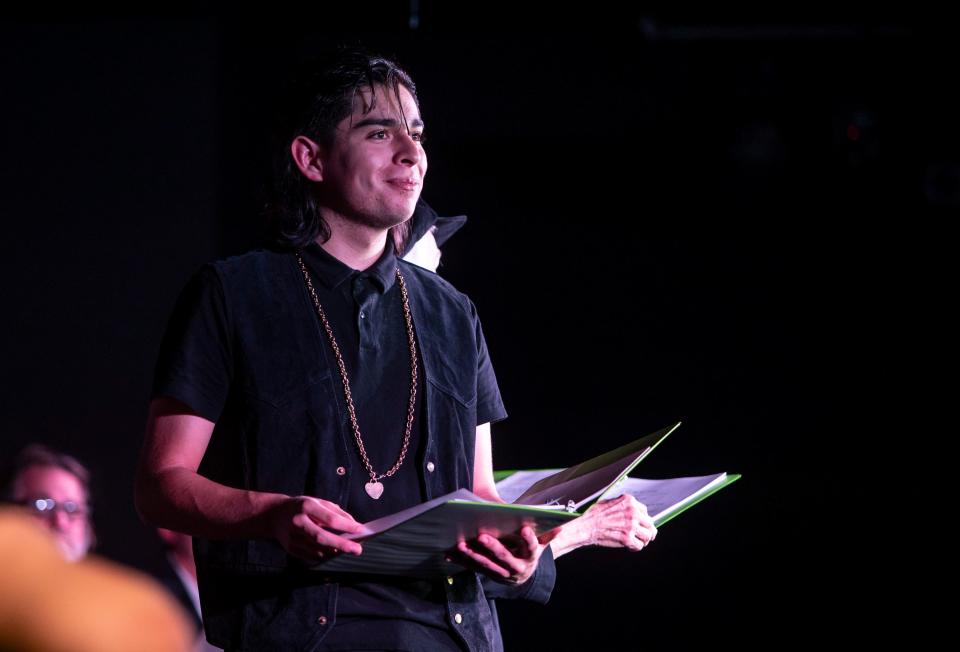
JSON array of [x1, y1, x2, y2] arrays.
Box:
[[601, 473, 729, 521]]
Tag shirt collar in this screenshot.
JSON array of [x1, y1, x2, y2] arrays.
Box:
[[301, 239, 398, 294]]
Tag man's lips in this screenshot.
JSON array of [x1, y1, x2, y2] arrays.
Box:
[[386, 179, 420, 191]]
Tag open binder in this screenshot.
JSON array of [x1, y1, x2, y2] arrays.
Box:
[[315, 422, 739, 577]]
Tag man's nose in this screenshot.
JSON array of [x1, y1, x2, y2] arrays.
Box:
[[48, 509, 71, 532], [393, 132, 422, 166]]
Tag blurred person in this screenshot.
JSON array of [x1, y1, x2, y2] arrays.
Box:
[[1, 443, 95, 561]]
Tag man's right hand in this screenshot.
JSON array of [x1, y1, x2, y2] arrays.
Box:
[[267, 496, 364, 561]]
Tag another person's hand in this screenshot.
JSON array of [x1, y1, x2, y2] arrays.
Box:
[[454, 525, 558, 585], [573, 494, 657, 551], [267, 496, 364, 561], [546, 494, 657, 558]]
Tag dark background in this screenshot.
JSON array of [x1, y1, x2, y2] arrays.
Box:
[[2, 4, 950, 649]]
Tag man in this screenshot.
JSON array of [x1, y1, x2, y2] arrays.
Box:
[[135, 48, 556, 651], [2, 443, 95, 562]]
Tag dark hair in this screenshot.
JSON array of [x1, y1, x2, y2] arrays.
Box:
[[265, 46, 420, 249], [1, 443, 91, 503]]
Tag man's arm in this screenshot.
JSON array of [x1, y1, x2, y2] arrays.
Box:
[[134, 397, 363, 560], [471, 422, 501, 503]]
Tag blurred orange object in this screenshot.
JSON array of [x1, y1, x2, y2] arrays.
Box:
[[0, 509, 194, 652]]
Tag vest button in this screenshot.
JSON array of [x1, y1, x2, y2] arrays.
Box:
[[336, 466, 346, 476], [317, 615, 328, 626], [454, 613, 463, 624], [426, 461, 436, 472]]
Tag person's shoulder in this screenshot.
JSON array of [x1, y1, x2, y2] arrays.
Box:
[[199, 247, 296, 286], [176, 248, 297, 304]]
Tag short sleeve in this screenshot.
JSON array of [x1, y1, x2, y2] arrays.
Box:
[[472, 300, 507, 426], [152, 265, 233, 422]]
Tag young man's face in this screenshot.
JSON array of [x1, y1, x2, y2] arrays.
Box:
[[13, 465, 92, 561], [318, 83, 427, 230]]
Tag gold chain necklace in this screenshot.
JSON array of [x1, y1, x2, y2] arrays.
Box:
[[296, 252, 419, 500]]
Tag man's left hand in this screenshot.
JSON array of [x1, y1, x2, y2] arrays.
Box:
[[455, 525, 557, 585]]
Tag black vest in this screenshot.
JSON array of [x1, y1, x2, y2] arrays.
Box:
[[187, 249, 554, 651]]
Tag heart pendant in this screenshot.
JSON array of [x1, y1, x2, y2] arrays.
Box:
[[365, 481, 384, 499]]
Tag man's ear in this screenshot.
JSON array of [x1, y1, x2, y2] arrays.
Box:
[[291, 135, 324, 182]]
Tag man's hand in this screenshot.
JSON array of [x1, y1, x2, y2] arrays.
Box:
[[266, 496, 364, 561], [454, 525, 558, 585]]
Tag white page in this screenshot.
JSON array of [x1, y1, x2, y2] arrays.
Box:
[[601, 473, 728, 520], [495, 469, 561, 504]]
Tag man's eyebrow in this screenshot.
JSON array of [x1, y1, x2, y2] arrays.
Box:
[[352, 117, 425, 130]]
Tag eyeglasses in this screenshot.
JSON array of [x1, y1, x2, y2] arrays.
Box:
[[19, 498, 89, 519]]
